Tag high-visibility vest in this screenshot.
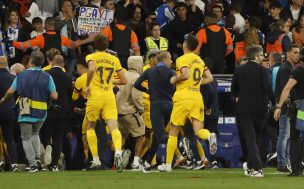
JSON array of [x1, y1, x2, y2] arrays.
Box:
[[144, 37, 168, 64], [266, 34, 285, 54], [234, 41, 245, 63]]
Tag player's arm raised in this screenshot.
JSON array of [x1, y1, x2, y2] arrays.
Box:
[[170, 67, 190, 84], [201, 68, 213, 85], [114, 69, 128, 85]]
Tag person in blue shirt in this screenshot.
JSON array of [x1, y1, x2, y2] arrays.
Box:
[[0, 50, 58, 173], [134, 50, 175, 173]]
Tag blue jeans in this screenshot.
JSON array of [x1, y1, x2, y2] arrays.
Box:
[[276, 115, 290, 166]]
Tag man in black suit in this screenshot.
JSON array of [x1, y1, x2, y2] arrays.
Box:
[[231, 45, 275, 177], [43, 55, 73, 171]]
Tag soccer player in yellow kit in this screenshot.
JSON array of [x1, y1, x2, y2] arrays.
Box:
[[85, 34, 128, 172], [158, 35, 217, 172]]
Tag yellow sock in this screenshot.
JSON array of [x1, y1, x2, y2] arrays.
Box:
[[151, 155, 156, 165], [111, 128, 122, 151], [196, 140, 205, 159], [197, 129, 211, 140], [166, 136, 177, 164], [86, 129, 98, 158]]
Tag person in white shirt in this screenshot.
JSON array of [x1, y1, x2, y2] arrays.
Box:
[[30, 17, 46, 50]]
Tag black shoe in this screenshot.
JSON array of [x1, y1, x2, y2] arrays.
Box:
[[37, 160, 46, 171], [11, 164, 19, 172], [288, 172, 303, 177], [142, 162, 151, 174], [48, 164, 59, 172], [277, 166, 291, 173], [28, 166, 39, 173]]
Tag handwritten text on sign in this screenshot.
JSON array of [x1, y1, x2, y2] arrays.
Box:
[[78, 7, 114, 35]]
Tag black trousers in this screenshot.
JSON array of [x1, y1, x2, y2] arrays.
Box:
[[0, 118, 17, 164], [260, 109, 278, 163], [290, 108, 303, 173], [41, 118, 67, 166], [238, 114, 263, 170], [146, 101, 172, 164]]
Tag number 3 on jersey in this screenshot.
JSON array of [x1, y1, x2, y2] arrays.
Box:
[[98, 66, 114, 84]]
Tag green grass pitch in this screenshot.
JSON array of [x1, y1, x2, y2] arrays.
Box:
[[0, 168, 303, 189]]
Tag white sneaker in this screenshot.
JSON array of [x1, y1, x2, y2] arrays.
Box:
[[44, 145, 52, 165], [208, 133, 217, 155], [89, 159, 101, 169], [250, 169, 264, 177], [131, 163, 142, 171], [121, 149, 131, 168], [157, 164, 172, 172], [114, 153, 123, 173], [243, 162, 251, 176]]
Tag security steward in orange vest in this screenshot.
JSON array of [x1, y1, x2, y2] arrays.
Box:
[[12, 17, 87, 67], [101, 10, 140, 69]]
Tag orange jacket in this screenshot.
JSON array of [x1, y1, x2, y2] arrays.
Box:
[[266, 34, 284, 54], [101, 24, 140, 54], [234, 41, 245, 63], [196, 25, 233, 55], [12, 31, 81, 50]]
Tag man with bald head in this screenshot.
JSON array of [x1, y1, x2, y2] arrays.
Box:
[[0, 56, 18, 171], [43, 55, 73, 171]]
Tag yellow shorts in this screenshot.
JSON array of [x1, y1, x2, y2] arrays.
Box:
[[143, 98, 152, 129], [170, 99, 204, 126], [86, 98, 118, 122]]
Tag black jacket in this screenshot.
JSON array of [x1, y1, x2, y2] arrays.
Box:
[[46, 67, 73, 119], [231, 61, 275, 116], [275, 61, 294, 100], [0, 68, 15, 119]]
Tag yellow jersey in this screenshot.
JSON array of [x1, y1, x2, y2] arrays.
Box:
[[142, 64, 151, 101], [85, 51, 122, 99], [174, 52, 206, 100], [72, 73, 87, 100], [42, 64, 66, 72]]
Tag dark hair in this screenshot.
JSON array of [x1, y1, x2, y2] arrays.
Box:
[[229, 2, 242, 13], [212, 5, 223, 12], [45, 17, 55, 28], [113, 9, 126, 24], [94, 34, 109, 51], [4, 8, 20, 30], [246, 45, 263, 60], [184, 35, 198, 51], [270, 19, 287, 33], [269, 1, 282, 9], [32, 17, 43, 25], [294, 14, 304, 33], [225, 14, 235, 28], [175, 2, 187, 9], [76, 57, 88, 68], [247, 16, 262, 29], [269, 52, 283, 63], [148, 22, 160, 34], [30, 50, 45, 67], [286, 44, 300, 53]]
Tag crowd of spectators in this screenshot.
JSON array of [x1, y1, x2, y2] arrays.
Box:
[[0, 0, 304, 175]]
